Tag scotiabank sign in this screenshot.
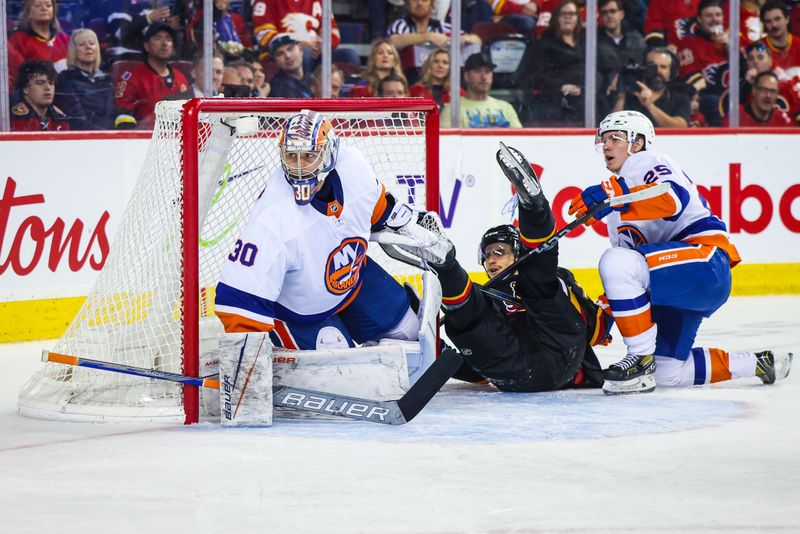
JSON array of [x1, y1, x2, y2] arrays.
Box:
[[439, 131, 800, 271], [0, 131, 798, 302]]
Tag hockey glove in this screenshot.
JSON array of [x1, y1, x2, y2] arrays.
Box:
[[385, 201, 417, 232], [568, 176, 630, 226]]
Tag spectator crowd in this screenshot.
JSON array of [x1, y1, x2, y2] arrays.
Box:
[[5, 0, 800, 131]]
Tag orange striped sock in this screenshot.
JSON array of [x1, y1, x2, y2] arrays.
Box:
[[708, 348, 732, 383]]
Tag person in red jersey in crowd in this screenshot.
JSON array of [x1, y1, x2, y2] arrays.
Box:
[[114, 22, 192, 129], [758, 1, 800, 79], [8, 0, 69, 73], [742, 40, 800, 123], [739, 0, 766, 46], [251, 0, 359, 69], [10, 60, 70, 132], [643, 0, 701, 49], [725, 71, 794, 126], [678, 0, 730, 125]]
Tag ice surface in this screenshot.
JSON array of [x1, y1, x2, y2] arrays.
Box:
[[1, 296, 798, 533]]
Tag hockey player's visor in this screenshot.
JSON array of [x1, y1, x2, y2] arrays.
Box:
[[480, 243, 514, 264], [595, 131, 628, 152]]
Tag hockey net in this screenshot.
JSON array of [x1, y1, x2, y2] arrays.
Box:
[[18, 98, 439, 424]]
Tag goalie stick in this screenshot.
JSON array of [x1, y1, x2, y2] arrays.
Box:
[[483, 181, 670, 291], [42, 348, 463, 425]]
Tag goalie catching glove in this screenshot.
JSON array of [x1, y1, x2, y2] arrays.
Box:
[[568, 175, 630, 226], [378, 199, 455, 270]]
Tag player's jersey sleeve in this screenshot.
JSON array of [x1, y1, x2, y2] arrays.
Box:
[[214, 189, 289, 333], [617, 152, 690, 222]]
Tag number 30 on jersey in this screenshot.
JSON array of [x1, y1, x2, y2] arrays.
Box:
[[228, 239, 258, 266]]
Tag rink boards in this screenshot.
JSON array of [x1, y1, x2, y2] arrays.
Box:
[[0, 128, 798, 341]]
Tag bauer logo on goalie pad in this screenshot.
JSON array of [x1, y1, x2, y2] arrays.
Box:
[[278, 391, 391, 421], [324, 237, 367, 295], [222, 374, 235, 422]]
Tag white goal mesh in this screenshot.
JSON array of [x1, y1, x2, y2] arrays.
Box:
[[18, 99, 439, 423]]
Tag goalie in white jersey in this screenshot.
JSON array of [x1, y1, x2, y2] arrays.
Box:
[[568, 110, 792, 394], [214, 110, 426, 359]]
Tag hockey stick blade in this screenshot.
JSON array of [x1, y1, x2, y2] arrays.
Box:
[[43, 348, 463, 425], [261, 348, 460, 424], [485, 182, 670, 290]]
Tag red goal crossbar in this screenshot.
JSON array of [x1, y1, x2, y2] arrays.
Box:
[[179, 98, 440, 423]]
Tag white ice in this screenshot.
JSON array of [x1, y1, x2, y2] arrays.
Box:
[[1, 296, 799, 533]]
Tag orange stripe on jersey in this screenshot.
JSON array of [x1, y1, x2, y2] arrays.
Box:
[[273, 320, 298, 350], [621, 184, 678, 221], [520, 222, 556, 248], [216, 311, 274, 334], [684, 235, 742, 267], [371, 183, 388, 225], [644, 244, 715, 270], [442, 278, 473, 306], [708, 348, 732, 383], [614, 310, 654, 338]]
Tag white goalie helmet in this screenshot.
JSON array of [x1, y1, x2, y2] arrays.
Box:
[[279, 109, 340, 205], [597, 110, 655, 151]]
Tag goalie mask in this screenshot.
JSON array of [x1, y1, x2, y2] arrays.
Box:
[[478, 224, 521, 266], [279, 110, 340, 205]]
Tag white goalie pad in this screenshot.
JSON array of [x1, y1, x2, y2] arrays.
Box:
[[273, 341, 411, 400], [218, 332, 274, 427], [407, 269, 441, 384]]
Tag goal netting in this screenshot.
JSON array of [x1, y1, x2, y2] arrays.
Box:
[[18, 98, 439, 424]]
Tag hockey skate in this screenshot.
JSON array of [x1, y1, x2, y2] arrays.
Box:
[[496, 142, 545, 211], [602, 354, 656, 395], [755, 350, 794, 384]]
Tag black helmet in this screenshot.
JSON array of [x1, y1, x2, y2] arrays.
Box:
[[478, 224, 520, 265]]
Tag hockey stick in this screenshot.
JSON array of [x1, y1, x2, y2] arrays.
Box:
[[43, 348, 463, 425], [483, 182, 670, 291]]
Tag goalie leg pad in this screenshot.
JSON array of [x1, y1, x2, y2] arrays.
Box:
[[218, 332, 274, 427], [407, 270, 442, 384]]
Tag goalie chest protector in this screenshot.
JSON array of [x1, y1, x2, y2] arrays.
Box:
[[216, 144, 385, 326]]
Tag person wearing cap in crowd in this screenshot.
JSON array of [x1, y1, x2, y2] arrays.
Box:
[[268, 35, 313, 99], [441, 52, 522, 128], [114, 21, 192, 129], [10, 59, 70, 131]]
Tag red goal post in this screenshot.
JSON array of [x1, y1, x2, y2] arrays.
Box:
[[181, 98, 440, 423], [17, 98, 440, 425]]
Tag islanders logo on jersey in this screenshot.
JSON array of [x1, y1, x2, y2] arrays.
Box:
[[325, 237, 368, 295], [617, 225, 647, 248]]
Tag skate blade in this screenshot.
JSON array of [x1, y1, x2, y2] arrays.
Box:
[[775, 352, 793, 381], [602, 375, 656, 396]]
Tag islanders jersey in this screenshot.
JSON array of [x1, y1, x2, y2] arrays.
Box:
[[215, 145, 389, 332], [606, 150, 740, 267]]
